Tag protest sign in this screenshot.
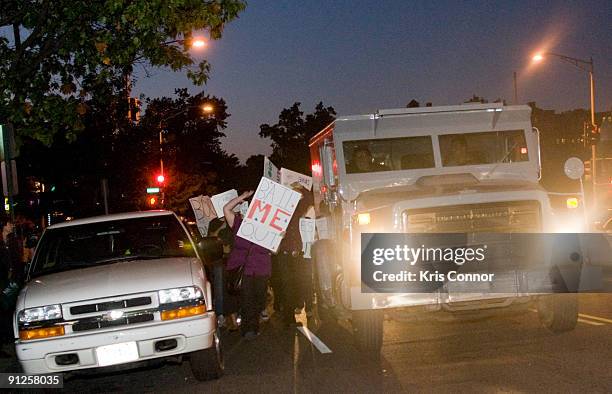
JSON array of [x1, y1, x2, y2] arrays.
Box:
[[210, 189, 238, 218], [237, 177, 301, 252], [263, 156, 280, 182], [316, 217, 331, 240], [299, 218, 316, 258], [239, 201, 249, 216], [189, 195, 212, 237], [280, 167, 312, 191]]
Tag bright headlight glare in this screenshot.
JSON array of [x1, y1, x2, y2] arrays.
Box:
[[158, 286, 202, 304], [566, 197, 579, 209], [18, 305, 62, 324], [357, 213, 371, 226]]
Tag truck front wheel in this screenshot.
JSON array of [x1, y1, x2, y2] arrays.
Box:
[[352, 310, 383, 353], [537, 294, 578, 333], [190, 329, 224, 381]]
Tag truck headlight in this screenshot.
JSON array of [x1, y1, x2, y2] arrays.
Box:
[[566, 197, 579, 209], [18, 305, 62, 324], [158, 286, 203, 304], [356, 213, 371, 226]]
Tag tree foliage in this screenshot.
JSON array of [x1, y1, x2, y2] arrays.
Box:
[[18, 89, 240, 217], [259, 102, 336, 174], [0, 0, 246, 144]]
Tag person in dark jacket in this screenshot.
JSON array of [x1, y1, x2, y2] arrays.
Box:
[[223, 191, 272, 340], [0, 217, 21, 356], [277, 185, 314, 327]]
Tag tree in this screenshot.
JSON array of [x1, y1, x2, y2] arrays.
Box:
[[139, 89, 240, 212], [259, 102, 336, 174], [0, 0, 246, 145]]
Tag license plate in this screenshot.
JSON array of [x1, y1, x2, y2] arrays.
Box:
[[96, 341, 139, 367]]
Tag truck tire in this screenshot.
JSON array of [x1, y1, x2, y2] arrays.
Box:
[[190, 329, 224, 381], [537, 294, 578, 333], [352, 310, 383, 353]]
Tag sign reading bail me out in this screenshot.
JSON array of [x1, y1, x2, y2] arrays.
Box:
[[237, 177, 302, 252]]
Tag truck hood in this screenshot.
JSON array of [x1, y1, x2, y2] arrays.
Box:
[[20, 257, 198, 307]]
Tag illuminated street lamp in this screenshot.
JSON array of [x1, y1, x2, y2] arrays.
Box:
[[531, 51, 598, 187], [202, 103, 214, 113], [190, 38, 207, 48], [531, 52, 595, 130]]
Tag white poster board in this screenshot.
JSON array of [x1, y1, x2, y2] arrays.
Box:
[[210, 189, 238, 218], [237, 177, 301, 252], [316, 217, 331, 240], [280, 168, 312, 191], [189, 195, 213, 237], [263, 156, 280, 182], [299, 218, 316, 258]]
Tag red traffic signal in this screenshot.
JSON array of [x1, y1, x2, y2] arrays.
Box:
[[156, 174, 165, 184]]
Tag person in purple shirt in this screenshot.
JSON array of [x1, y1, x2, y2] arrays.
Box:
[[223, 191, 272, 340]]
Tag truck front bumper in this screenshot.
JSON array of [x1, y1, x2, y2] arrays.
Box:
[[15, 313, 215, 375]]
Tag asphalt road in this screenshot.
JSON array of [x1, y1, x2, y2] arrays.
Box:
[[2, 293, 610, 393]]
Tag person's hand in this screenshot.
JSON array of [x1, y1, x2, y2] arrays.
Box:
[[239, 190, 254, 201]]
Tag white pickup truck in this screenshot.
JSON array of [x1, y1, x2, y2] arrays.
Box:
[[13, 211, 222, 380]]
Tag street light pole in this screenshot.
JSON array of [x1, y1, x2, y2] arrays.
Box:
[[156, 103, 214, 206], [532, 52, 598, 206]]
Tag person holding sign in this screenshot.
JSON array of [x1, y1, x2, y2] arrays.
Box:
[[277, 184, 314, 327], [223, 190, 272, 340]]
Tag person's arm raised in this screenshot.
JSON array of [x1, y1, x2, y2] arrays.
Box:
[[223, 190, 254, 228]]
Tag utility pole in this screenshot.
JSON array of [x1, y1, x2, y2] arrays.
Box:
[[0, 123, 17, 221], [513, 71, 518, 105]]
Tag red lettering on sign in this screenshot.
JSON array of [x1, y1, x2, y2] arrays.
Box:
[[247, 199, 272, 223], [270, 208, 291, 231]]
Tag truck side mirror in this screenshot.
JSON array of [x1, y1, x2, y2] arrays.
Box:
[[322, 142, 336, 187], [564, 157, 585, 180]]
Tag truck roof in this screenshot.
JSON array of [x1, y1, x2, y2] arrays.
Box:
[[310, 103, 531, 144], [46, 210, 174, 229]]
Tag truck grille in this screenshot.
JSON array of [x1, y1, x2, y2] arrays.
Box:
[[70, 297, 152, 315], [403, 201, 541, 233], [72, 312, 155, 332]]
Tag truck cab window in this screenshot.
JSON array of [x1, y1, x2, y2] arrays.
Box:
[[343, 136, 434, 174]]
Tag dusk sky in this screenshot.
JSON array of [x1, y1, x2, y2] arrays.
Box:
[[134, 0, 611, 161]]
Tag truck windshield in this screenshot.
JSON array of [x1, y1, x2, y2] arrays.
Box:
[[31, 215, 196, 278], [440, 130, 528, 167], [343, 136, 435, 174]]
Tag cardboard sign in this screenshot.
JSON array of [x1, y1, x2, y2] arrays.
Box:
[[299, 218, 316, 258], [316, 217, 331, 240], [299, 218, 316, 243], [189, 195, 213, 237], [237, 177, 301, 252], [263, 156, 280, 182], [210, 189, 238, 218], [239, 201, 249, 216], [280, 168, 313, 191]]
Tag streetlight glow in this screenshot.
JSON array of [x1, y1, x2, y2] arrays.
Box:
[[532, 53, 544, 63], [202, 104, 214, 113], [191, 38, 206, 48]]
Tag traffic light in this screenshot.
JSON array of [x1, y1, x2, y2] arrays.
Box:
[[148, 196, 158, 207], [156, 174, 165, 185]]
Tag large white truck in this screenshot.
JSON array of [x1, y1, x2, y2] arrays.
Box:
[[309, 103, 581, 352]]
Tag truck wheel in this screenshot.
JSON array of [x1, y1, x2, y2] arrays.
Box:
[[190, 329, 224, 381], [537, 294, 578, 333], [352, 310, 383, 353]]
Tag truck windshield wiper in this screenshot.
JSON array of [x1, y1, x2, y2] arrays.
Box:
[[484, 142, 519, 179]]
